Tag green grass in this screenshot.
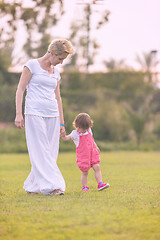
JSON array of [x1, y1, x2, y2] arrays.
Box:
[[0, 152, 160, 240]]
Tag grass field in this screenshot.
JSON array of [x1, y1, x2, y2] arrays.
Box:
[[0, 152, 160, 240]]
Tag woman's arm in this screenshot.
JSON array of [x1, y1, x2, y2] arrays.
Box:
[[15, 67, 32, 129], [55, 82, 65, 137]]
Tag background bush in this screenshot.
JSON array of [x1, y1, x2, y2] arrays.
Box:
[[0, 70, 160, 152]]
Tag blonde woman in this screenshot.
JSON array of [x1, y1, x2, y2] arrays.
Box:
[[15, 39, 74, 195]]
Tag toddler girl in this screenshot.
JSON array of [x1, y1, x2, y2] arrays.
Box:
[[62, 113, 110, 192]]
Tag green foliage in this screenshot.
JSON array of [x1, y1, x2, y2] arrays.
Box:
[[104, 58, 126, 71], [0, 2, 21, 49], [153, 115, 160, 138], [68, 3, 110, 69], [0, 72, 20, 85], [1, 70, 159, 145], [0, 49, 12, 72], [150, 89, 160, 113], [0, 85, 17, 122], [62, 72, 82, 90], [127, 111, 146, 146], [61, 97, 78, 133], [0, 46, 13, 84], [136, 51, 159, 83], [60, 71, 155, 143], [21, 0, 64, 59], [1, 126, 160, 153], [0, 152, 160, 240], [0, 127, 27, 153], [91, 93, 130, 141], [136, 51, 158, 72], [0, 0, 64, 67]]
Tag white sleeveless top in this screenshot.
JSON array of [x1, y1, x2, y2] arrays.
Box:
[[24, 59, 61, 117]]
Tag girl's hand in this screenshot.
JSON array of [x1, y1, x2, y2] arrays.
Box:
[[61, 135, 72, 141], [15, 114, 24, 129], [60, 126, 66, 137]]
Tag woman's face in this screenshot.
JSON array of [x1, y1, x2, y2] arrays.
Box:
[[50, 52, 68, 66]]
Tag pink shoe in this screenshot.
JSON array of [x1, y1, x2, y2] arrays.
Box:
[[98, 182, 110, 191], [82, 186, 89, 192]]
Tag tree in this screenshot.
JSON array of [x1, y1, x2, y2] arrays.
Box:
[[68, 1, 110, 71], [91, 90, 130, 141], [127, 111, 146, 147], [136, 51, 158, 83], [0, 44, 12, 83], [103, 58, 127, 71], [0, 0, 64, 68], [124, 94, 153, 147]]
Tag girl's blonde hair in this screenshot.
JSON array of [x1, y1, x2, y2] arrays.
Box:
[[73, 113, 93, 130], [48, 39, 74, 56]]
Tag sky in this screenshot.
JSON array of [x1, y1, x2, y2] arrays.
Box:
[[13, 0, 160, 73], [52, 0, 160, 72]]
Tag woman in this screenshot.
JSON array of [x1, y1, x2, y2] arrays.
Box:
[[15, 39, 74, 195]]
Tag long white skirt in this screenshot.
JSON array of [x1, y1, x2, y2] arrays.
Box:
[[24, 115, 65, 194]]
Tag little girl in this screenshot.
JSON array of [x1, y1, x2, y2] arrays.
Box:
[[62, 113, 110, 192]]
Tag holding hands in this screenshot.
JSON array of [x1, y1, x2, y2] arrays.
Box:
[[60, 125, 66, 138]]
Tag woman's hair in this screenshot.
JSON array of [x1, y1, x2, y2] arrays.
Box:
[[73, 113, 93, 130], [48, 39, 74, 56]]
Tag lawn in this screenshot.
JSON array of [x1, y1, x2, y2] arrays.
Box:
[[0, 152, 160, 240]]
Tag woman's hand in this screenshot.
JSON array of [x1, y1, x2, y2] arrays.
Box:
[[15, 114, 24, 129], [60, 126, 66, 137]]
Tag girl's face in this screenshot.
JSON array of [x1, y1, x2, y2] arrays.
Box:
[[50, 52, 68, 66]]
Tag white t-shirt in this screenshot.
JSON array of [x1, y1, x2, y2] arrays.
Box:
[[24, 59, 61, 117], [69, 128, 93, 147]]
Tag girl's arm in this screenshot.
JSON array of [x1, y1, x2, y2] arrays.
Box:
[[55, 82, 65, 137], [61, 135, 72, 141], [15, 67, 32, 129]]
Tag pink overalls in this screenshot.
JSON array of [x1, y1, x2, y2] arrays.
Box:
[[76, 130, 100, 172]]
